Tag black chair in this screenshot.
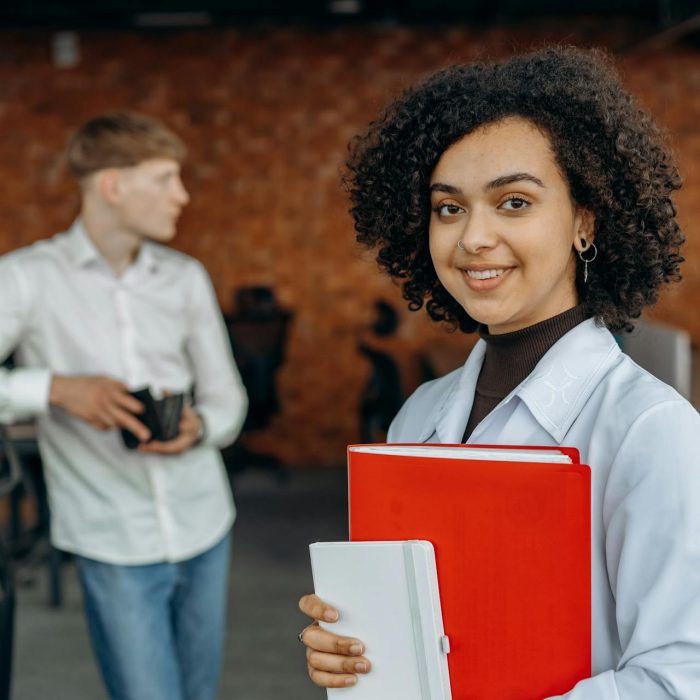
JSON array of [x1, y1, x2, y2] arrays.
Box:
[[0, 426, 23, 700], [222, 287, 293, 479]]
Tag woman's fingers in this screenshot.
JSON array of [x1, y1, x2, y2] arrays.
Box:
[[301, 623, 365, 656], [299, 593, 339, 622], [298, 593, 371, 688], [307, 663, 359, 688], [306, 648, 371, 675]]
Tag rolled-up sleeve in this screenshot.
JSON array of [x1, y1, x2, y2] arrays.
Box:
[[547, 399, 700, 699], [0, 256, 51, 423], [184, 260, 248, 449]]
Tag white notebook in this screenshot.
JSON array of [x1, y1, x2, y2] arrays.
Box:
[[309, 540, 452, 700]]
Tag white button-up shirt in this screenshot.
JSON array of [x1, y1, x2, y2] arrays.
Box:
[[0, 221, 248, 564], [389, 318, 700, 699]]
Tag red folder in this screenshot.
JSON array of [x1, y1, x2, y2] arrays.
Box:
[[348, 443, 591, 700]]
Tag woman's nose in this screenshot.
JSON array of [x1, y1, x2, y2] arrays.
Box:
[[457, 208, 498, 254]]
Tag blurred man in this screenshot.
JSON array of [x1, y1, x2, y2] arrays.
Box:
[[0, 112, 248, 700]]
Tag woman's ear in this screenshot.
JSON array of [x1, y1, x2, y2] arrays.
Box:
[[573, 209, 595, 253]]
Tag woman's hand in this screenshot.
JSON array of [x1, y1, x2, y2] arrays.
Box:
[[298, 594, 372, 688]]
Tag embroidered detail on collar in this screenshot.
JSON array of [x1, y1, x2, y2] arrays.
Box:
[[529, 362, 581, 408]]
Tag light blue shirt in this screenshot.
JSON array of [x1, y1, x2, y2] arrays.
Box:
[[389, 318, 700, 699]]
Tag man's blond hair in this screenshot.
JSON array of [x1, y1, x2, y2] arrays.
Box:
[[66, 111, 186, 179]]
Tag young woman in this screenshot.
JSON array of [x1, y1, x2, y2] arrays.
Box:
[[298, 46, 700, 698]]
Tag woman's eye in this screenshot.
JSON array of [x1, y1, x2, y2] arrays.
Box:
[[500, 196, 530, 211], [434, 203, 464, 217]]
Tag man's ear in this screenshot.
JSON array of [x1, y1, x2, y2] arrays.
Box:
[[94, 169, 122, 205], [573, 208, 595, 253]]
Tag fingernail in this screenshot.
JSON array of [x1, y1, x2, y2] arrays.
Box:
[[323, 609, 339, 622], [354, 662, 367, 672], [349, 644, 363, 655], [344, 677, 357, 686]]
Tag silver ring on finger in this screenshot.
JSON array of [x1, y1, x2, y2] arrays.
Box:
[[297, 628, 306, 644]]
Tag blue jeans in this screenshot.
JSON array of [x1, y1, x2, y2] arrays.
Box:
[[74, 532, 231, 700]]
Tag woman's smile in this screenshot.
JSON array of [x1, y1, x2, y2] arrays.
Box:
[[460, 266, 514, 291]]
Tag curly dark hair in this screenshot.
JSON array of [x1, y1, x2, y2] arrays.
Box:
[[345, 46, 684, 333]]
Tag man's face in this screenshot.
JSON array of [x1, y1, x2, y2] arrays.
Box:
[[115, 158, 189, 242]]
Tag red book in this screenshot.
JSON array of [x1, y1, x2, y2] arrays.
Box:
[[348, 443, 591, 700]]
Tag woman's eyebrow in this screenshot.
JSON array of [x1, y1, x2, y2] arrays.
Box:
[[429, 173, 546, 196], [485, 173, 545, 191], [429, 183, 462, 194]]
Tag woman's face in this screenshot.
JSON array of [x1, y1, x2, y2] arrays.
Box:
[[428, 117, 593, 335]]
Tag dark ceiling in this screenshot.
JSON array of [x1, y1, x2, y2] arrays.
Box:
[[0, 1, 697, 28]]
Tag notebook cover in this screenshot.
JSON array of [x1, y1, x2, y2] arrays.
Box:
[[348, 443, 591, 700], [311, 541, 451, 700]]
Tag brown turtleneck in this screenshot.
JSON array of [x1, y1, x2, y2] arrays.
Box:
[[462, 306, 587, 441]]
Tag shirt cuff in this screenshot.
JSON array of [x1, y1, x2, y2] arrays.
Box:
[[193, 402, 245, 449], [7, 368, 52, 418]]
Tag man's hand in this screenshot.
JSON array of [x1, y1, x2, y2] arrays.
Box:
[[138, 404, 203, 456], [49, 375, 150, 442]]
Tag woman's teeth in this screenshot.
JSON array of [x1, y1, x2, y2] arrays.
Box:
[[466, 269, 505, 280]]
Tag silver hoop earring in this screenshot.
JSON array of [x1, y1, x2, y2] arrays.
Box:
[[457, 240, 466, 251], [578, 242, 598, 283]]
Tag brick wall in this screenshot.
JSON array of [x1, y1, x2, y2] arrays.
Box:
[[0, 21, 697, 465]]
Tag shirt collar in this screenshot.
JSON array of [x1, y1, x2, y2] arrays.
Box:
[[426, 318, 621, 444], [62, 220, 101, 267], [515, 318, 620, 442], [135, 242, 159, 274], [421, 340, 486, 444], [62, 219, 159, 275]]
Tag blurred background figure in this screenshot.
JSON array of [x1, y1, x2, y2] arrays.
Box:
[[357, 300, 435, 443], [0, 2, 697, 699], [357, 300, 404, 443], [0, 112, 247, 700]]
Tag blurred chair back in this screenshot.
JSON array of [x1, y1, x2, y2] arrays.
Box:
[[224, 286, 293, 431], [619, 319, 692, 399]]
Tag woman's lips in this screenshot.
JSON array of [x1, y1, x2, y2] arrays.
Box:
[[460, 266, 514, 291]]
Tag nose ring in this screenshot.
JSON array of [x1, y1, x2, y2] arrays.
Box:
[[457, 240, 466, 251]]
